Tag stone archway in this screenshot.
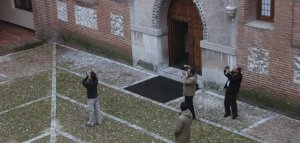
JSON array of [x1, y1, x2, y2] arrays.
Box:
[[151, 0, 208, 39], [151, 0, 207, 74], [167, 0, 203, 74]]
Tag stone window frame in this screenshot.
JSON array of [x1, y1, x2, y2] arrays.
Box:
[[74, 0, 97, 6], [257, 0, 275, 22], [14, 0, 33, 12]]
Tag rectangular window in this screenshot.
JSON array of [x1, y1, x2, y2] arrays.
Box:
[[14, 0, 32, 12], [257, 0, 274, 22]]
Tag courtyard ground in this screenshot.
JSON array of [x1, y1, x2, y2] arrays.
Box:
[[0, 43, 299, 143]]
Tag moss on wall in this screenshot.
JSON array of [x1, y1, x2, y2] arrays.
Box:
[[0, 39, 45, 56], [58, 30, 132, 65], [239, 89, 300, 119], [203, 81, 224, 92], [136, 60, 155, 71]]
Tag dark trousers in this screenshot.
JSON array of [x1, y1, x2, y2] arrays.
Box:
[[185, 96, 195, 119], [224, 91, 238, 117]]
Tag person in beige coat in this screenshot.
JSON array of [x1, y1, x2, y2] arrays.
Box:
[[174, 102, 193, 143], [182, 66, 197, 119]]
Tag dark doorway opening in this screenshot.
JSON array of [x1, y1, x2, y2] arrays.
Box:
[[169, 20, 189, 69], [168, 0, 203, 75]]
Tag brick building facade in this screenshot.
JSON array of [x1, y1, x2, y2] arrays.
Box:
[[237, 0, 300, 104], [33, 0, 131, 55]]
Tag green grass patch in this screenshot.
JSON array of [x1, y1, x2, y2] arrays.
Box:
[[58, 30, 132, 65], [239, 89, 300, 119], [57, 69, 256, 142], [0, 39, 46, 56], [0, 98, 51, 142], [57, 98, 163, 143], [0, 70, 51, 111]]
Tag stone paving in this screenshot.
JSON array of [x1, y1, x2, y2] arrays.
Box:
[[0, 43, 300, 142]]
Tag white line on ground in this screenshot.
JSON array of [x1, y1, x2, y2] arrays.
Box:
[[57, 94, 174, 143], [0, 68, 52, 85], [165, 89, 203, 105], [57, 94, 87, 108], [121, 74, 158, 89], [56, 43, 156, 76], [57, 67, 179, 113], [50, 43, 57, 143], [0, 73, 7, 78], [206, 91, 271, 113], [165, 97, 184, 105], [241, 114, 280, 133], [22, 131, 50, 143], [58, 130, 86, 143], [0, 43, 51, 58], [0, 96, 51, 116]]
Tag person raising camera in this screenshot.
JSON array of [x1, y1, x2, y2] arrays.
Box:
[[82, 70, 103, 127], [223, 66, 243, 119], [182, 65, 197, 119]]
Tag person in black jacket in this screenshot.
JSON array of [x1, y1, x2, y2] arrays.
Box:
[[82, 70, 102, 127], [223, 66, 243, 119]]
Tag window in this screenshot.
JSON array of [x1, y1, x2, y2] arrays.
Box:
[[257, 0, 274, 22], [14, 0, 32, 12]]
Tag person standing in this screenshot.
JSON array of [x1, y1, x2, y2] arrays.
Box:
[[82, 70, 103, 127], [182, 65, 197, 119], [174, 102, 193, 143], [223, 66, 243, 119]]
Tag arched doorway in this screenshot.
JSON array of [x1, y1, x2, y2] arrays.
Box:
[[168, 0, 203, 74]]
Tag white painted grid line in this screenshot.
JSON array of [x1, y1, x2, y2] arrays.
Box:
[[206, 91, 272, 113], [241, 114, 279, 133], [0, 73, 7, 78], [0, 43, 50, 58], [57, 94, 87, 108], [50, 43, 57, 143], [56, 43, 156, 76], [0, 68, 51, 85], [121, 74, 158, 89], [58, 130, 86, 143], [57, 94, 174, 143], [57, 67, 179, 112], [22, 131, 50, 143], [165, 97, 184, 105], [0, 96, 51, 116]]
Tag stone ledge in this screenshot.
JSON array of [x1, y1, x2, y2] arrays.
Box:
[[130, 25, 167, 37], [200, 40, 236, 55], [246, 20, 274, 30]]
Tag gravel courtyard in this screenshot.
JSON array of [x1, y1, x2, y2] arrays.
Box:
[[0, 43, 299, 143]]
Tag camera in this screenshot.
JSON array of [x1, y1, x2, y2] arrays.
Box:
[[225, 65, 230, 69], [182, 65, 191, 71]]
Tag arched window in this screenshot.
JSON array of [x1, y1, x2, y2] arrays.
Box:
[[257, 0, 275, 22]]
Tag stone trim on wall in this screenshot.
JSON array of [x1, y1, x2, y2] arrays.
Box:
[[56, 0, 68, 22], [74, 5, 98, 30], [200, 40, 235, 55], [294, 55, 300, 84], [110, 13, 124, 37], [248, 47, 269, 74], [151, 0, 208, 39]]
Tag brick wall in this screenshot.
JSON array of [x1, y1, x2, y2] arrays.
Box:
[[292, 2, 300, 47], [33, 0, 131, 54], [237, 0, 300, 101]]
